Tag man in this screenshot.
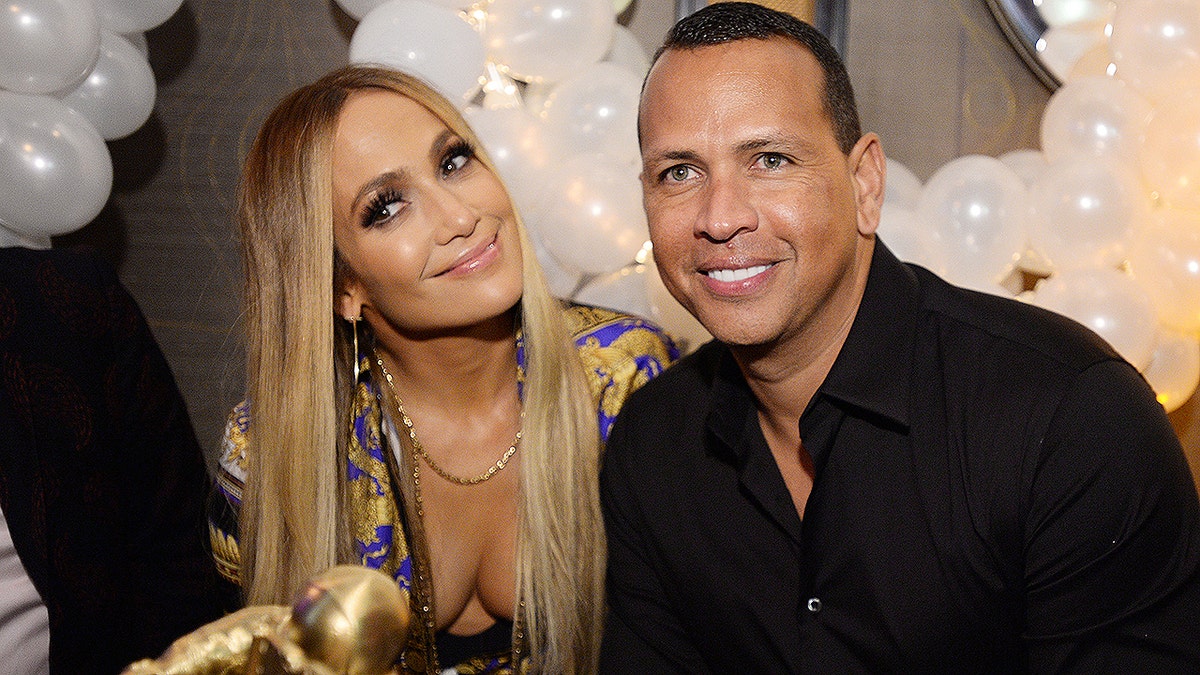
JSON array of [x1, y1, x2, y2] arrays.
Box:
[[0, 245, 230, 673], [599, 3, 1200, 672]]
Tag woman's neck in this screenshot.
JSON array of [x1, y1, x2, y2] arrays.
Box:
[[371, 313, 520, 414]]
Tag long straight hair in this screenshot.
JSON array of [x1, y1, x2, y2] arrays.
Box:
[[236, 66, 604, 673]]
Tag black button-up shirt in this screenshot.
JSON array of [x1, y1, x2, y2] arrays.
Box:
[[600, 242, 1200, 673]]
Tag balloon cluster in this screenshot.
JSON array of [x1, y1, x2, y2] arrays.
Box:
[[343, 0, 712, 350], [0, 0, 179, 249], [879, 0, 1200, 412]]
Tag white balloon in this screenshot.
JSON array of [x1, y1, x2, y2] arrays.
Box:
[[1127, 208, 1200, 333], [1141, 328, 1200, 413], [1028, 156, 1148, 271], [59, 31, 156, 140], [0, 92, 113, 237], [528, 227, 581, 298], [604, 25, 650, 78], [350, 0, 486, 104], [1036, 0, 1113, 27], [96, 0, 183, 33], [0, 0, 101, 94], [526, 153, 647, 275], [123, 32, 149, 58], [884, 157, 922, 210], [1110, 0, 1200, 104], [485, 0, 616, 84], [575, 263, 653, 318], [335, 0, 388, 20], [1034, 266, 1158, 370], [540, 62, 642, 167], [0, 224, 51, 250], [999, 148, 1048, 188], [917, 155, 1028, 289], [461, 104, 550, 218], [878, 203, 944, 273], [1139, 100, 1200, 212], [1039, 76, 1153, 166], [1035, 21, 1107, 83]]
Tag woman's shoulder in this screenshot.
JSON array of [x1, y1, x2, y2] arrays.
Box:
[[215, 400, 252, 504], [563, 303, 679, 358], [563, 303, 680, 440]]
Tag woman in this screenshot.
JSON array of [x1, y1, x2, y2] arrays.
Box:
[[206, 65, 677, 674]]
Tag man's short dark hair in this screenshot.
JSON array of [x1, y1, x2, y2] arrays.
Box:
[[653, 1, 861, 154]]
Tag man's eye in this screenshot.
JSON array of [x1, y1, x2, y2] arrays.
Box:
[[760, 153, 787, 169], [663, 165, 694, 183]]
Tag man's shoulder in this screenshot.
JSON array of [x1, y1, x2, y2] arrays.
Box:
[[911, 265, 1122, 373]]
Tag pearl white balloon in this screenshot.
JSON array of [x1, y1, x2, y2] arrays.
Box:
[[1036, 21, 1107, 83], [526, 153, 647, 275], [999, 148, 1048, 188], [462, 104, 550, 218], [884, 157, 922, 209], [59, 31, 156, 140], [917, 155, 1028, 289], [1034, 266, 1158, 371], [350, 0, 486, 104], [485, 0, 616, 84], [604, 25, 650, 78], [123, 32, 149, 58], [95, 0, 183, 33], [0, 224, 51, 250], [1139, 100, 1200, 212], [0, 0, 101, 94], [1036, 0, 1114, 27], [1127, 208, 1200, 333], [335, 0, 388, 20], [878, 203, 944, 273], [1141, 328, 1200, 413], [1028, 156, 1147, 271], [575, 263, 653, 318], [1040, 76, 1153, 166], [528, 231, 581, 298], [1110, 0, 1200, 104], [0, 92, 113, 237], [540, 62, 642, 168]]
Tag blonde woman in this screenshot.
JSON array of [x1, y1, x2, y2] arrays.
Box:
[[208, 65, 677, 674]]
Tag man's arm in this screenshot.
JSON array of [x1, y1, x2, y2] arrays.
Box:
[[599, 412, 712, 674], [1022, 359, 1200, 672]]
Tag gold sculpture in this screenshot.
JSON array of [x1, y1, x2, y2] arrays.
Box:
[[123, 565, 410, 675]]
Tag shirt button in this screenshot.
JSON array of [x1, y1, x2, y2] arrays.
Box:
[[806, 597, 822, 613]]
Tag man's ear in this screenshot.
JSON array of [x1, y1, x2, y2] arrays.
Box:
[[849, 133, 886, 237]]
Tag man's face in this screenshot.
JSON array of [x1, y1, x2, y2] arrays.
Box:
[[638, 37, 883, 351]]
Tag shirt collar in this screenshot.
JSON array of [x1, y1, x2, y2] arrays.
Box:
[[706, 239, 919, 463], [815, 239, 918, 429]]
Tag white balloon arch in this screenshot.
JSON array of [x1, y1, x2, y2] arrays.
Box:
[[1, 0, 1196, 409], [0, 0, 177, 249]]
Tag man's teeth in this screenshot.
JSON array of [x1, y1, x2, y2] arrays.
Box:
[[707, 264, 770, 282]]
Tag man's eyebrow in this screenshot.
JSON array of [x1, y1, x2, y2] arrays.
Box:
[[643, 149, 701, 164]]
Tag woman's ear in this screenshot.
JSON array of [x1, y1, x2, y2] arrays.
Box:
[[849, 133, 886, 237], [338, 284, 364, 321]]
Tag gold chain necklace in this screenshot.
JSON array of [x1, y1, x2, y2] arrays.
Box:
[[375, 351, 523, 486]]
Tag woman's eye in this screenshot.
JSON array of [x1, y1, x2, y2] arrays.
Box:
[[363, 192, 404, 227], [442, 150, 471, 176]]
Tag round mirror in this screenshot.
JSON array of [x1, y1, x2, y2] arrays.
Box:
[[986, 0, 1058, 88]]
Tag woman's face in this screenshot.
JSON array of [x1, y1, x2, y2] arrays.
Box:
[[332, 89, 523, 337]]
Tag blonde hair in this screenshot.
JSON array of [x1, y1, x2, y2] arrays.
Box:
[[237, 65, 603, 673]]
